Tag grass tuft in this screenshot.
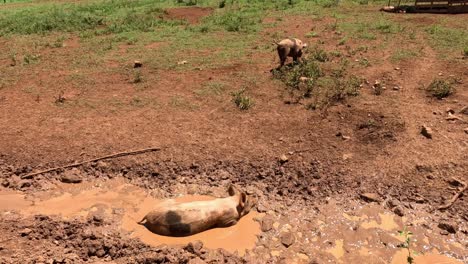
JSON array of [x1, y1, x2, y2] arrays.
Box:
[[426, 79, 453, 99]]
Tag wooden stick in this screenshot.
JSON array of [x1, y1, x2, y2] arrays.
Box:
[[21, 147, 161, 179], [437, 180, 467, 210]]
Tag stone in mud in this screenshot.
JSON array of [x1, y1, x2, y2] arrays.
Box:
[[438, 222, 457, 234], [184, 241, 204, 255], [261, 217, 274, 232], [18, 180, 31, 189], [60, 169, 82, 184], [460, 106, 468, 115], [1, 179, 9, 187], [279, 154, 289, 164], [464, 128, 468, 134], [188, 257, 206, 264], [392, 206, 405, 217], [280, 232, 295, 248], [359, 193, 381, 203], [421, 125, 433, 139], [19, 228, 32, 237]]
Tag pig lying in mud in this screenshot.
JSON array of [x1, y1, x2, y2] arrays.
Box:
[[137, 185, 256, 237], [276, 38, 308, 68]]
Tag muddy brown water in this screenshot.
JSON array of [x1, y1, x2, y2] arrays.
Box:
[[0, 179, 260, 255], [0, 179, 465, 263]]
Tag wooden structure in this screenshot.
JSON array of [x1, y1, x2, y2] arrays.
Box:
[[386, 0, 468, 13]]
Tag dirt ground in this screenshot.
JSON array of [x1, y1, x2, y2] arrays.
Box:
[[0, 3, 467, 264]]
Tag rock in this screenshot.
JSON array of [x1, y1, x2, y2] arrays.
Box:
[[299, 77, 310, 82], [273, 222, 280, 230], [464, 128, 468, 134], [20, 228, 32, 237], [133, 61, 142, 68], [387, 199, 400, 208], [18, 180, 31, 189], [60, 169, 82, 184], [460, 106, 468, 115], [280, 232, 295, 248], [394, 67, 400, 70], [261, 217, 274, 232], [446, 108, 455, 114], [1, 180, 9, 187], [188, 257, 206, 264], [446, 113, 462, 121], [393, 206, 405, 217], [438, 222, 457, 234], [279, 154, 288, 164], [185, 241, 203, 255], [177, 60, 188, 65], [421, 125, 433, 139], [256, 202, 268, 213], [392, 86, 400, 90], [359, 193, 381, 203]]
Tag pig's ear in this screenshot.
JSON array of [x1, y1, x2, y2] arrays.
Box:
[[240, 192, 247, 208], [228, 184, 238, 196]]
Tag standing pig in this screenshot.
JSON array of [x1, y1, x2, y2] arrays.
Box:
[[276, 38, 308, 68], [137, 185, 256, 237]]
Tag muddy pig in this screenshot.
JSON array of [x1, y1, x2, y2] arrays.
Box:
[[137, 185, 256, 237], [276, 38, 308, 67]]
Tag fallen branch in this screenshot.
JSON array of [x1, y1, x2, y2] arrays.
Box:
[[21, 147, 162, 179], [437, 179, 467, 211]]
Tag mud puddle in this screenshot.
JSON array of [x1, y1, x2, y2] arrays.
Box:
[[0, 179, 260, 255], [259, 199, 465, 264]]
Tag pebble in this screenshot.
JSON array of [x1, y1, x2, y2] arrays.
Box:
[[19, 228, 32, 237], [438, 221, 457, 234], [280, 232, 295, 247], [421, 125, 433, 139], [279, 154, 288, 164], [359, 193, 381, 203], [261, 217, 274, 232], [133, 61, 142, 68], [393, 206, 405, 217], [60, 168, 82, 184]]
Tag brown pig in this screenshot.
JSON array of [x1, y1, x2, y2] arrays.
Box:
[[137, 185, 256, 237], [276, 38, 308, 67]]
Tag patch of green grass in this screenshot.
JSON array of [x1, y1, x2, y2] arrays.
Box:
[[0, 0, 183, 36], [23, 53, 40, 65], [195, 81, 226, 96], [426, 79, 453, 99], [359, 31, 376, 40], [231, 89, 254, 110], [133, 69, 143, 83], [169, 95, 198, 110], [310, 47, 329, 62], [391, 49, 419, 62], [426, 25, 468, 56], [272, 53, 361, 109]]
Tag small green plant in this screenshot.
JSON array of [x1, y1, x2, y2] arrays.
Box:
[[23, 53, 40, 65], [9, 52, 17, 66], [311, 47, 329, 62], [426, 79, 453, 99], [397, 227, 415, 264], [338, 37, 347, 46], [305, 31, 318, 38], [359, 58, 370, 67], [463, 46, 468, 57], [133, 69, 142, 83], [176, 0, 197, 6], [231, 89, 253, 110]]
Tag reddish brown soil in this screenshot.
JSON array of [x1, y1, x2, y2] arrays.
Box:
[[0, 6, 467, 264], [164, 7, 213, 24]]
